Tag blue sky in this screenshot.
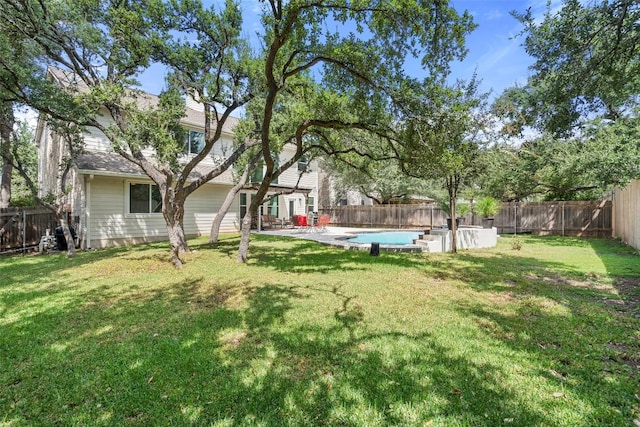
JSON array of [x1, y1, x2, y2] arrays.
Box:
[[18, 0, 557, 125], [138, 0, 554, 100], [449, 0, 552, 97]]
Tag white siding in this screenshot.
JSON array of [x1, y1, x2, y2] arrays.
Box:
[[83, 112, 113, 152], [183, 183, 241, 235], [87, 176, 240, 248], [82, 109, 237, 173], [276, 149, 319, 190]]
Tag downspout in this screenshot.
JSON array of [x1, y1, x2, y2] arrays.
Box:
[[86, 174, 93, 249]]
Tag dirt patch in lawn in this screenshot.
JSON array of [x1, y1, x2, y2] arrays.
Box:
[[603, 277, 640, 318]]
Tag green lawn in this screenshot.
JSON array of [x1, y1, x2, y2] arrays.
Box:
[[1, 234, 639, 426]]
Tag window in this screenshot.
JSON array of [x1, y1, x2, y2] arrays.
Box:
[[298, 155, 308, 172], [250, 158, 279, 185], [268, 196, 279, 217], [307, 196, 315, 213], [184, 130, 205, 155], [250, 160, 264, 184], [239, 193, 248, 220], [129, 183, 162, 214]]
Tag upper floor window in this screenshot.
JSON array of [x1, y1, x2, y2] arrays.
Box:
[[298, 155, 309, 172], [250, 158, 279, 185], [184, 130, 205, 155], [129, 183, 162, 214], [250, 160, 264, 184]]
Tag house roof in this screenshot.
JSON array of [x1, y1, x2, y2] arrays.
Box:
[[75, 152, 232, 183], [77, 152, 312, 193], [47, 67, 239, 134]]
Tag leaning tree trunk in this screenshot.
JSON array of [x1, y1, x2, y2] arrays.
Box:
[[209, 186, 239, 243], [236, 173, 271, 263], [210, 164, 254, 243]]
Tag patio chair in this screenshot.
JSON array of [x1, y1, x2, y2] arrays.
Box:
[[293, 215, 309, 229], [313, 214, 331, 232]]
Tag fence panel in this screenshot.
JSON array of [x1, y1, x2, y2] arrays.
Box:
[[613, 181, 640, 250], [0, 207, 58, 252], [320, 200, 612, 237]]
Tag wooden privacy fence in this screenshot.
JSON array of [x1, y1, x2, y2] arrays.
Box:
[[0, 207, 58, 253], [319, 200, 612, 237], [495, 201, 612, 237]]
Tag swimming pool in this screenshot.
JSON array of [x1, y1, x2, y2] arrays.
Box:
[[346, 230, 424, 245]]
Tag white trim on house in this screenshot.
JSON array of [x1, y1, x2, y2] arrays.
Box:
[[123, 179, 163, 218]]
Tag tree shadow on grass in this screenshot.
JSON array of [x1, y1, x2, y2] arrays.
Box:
[[2, 273, 563, 426], [417, 241, 640, 425], [3, 235, 639, 425]]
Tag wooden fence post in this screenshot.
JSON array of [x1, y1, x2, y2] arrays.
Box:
[[22, 210, 26, 252]]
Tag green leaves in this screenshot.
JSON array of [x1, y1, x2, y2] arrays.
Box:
[[508, 0, 640, 134], [478, 118, 640, 201]]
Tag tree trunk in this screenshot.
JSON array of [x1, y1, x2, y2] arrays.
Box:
[[0, 105, 14, 209], [448, 178, 458, 254], [236, 210, 253, 263], [163, 191, 190, 268], [158, 183, 190, 268], [449, 197, 457, 254], [209, 187, 238, 243], [210, 156, 256, 243], [59, 216, 76, 258], [166, 220, 187, 268], [0, 158, 11, 209]]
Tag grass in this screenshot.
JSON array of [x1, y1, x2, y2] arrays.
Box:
[[1, 233, 639, 426]]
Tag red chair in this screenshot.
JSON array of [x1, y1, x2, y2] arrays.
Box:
[[293, 215, 308, 227], [314, 215, 330, 232]]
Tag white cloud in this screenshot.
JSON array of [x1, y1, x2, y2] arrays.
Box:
[[484, 9, 504, 21]]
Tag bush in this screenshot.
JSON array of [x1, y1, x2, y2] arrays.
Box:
[[475, 196, 500, 218]]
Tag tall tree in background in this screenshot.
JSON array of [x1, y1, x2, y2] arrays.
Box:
[[497, 0, 640, 136], [324, 154, 433, 205], [402, 76, 490, 253], [479, 116, 640, 201]]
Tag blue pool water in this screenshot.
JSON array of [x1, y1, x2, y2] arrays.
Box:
[[346, 231, 423, 245]]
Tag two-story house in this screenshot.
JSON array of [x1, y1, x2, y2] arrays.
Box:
[[36, 67, 320, 249]]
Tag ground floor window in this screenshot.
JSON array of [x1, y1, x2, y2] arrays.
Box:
[[268, 196, 279, 217], [307, 196, 315, 213], [129, 183, 162, 214], [240, 193, 248, 219]]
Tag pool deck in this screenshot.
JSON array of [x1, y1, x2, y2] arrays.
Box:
[[257, 226, 498, 253]]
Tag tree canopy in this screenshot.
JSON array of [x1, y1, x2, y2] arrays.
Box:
[[497, 0, 640, 136], [401, 76, 490, 252], [479, 116, 640, 201]]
